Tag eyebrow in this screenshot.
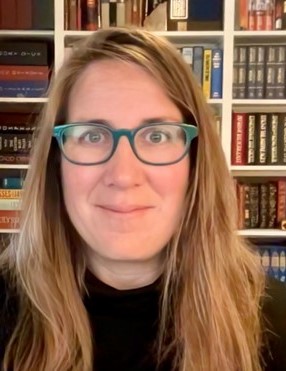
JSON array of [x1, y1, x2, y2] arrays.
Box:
[[78, 117, 181, 127]]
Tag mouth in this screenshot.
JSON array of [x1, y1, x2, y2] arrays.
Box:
[[97, 205, 154, 214]]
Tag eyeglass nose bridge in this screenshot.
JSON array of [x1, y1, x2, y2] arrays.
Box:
[[111, 128, 137, 157]]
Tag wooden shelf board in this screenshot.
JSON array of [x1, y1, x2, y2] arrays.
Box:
[[239, 229, 286, 238], [0, 165, 29, 169]]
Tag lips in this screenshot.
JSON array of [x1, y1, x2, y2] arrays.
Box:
[[97, 205, 153, 213]]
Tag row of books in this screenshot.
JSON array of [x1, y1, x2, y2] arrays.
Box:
[[231, 111, 286, 166], [0, 0, 54, 30], [180, 47, 223, 99], [233, 45, 286, 99], [65, 0, 223, 31], [0, 42, 51, 98], [0, 113, 36, 164], [0, 189, 22, 230], [237, 0, 286, 31], [236, 179, 286, 229], [258, 244, 286, 282]]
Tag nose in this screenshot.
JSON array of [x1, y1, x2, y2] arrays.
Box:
[[102, 136, 145, 189]]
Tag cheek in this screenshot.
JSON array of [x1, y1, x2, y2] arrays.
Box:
[[60, 160, 100, 203], [150, 158, 190, 202]]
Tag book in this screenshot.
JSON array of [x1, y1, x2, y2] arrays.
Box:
[[0, 153, 30, 165], [202, 48, 212, 99], [0, 65, 50, 80], [0, 42, 48, 66], [0, 189, 23, 199], [16, 0, 32, 29], [0, 210, 20, 229], [32, 0, 54, 29], [210, 48, 223, 99], [231, 112, 247, 165], [0, 80, 49, 98], [1, 177, 24, 189]]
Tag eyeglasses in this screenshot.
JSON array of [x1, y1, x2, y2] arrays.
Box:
[[52, 122, 198, 166]]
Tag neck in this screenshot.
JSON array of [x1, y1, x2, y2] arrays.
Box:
[[86, 251, 164, 290]]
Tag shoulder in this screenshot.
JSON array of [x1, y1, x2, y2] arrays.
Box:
[[261, 277, 286, 370], [0, 272, 18, 362]]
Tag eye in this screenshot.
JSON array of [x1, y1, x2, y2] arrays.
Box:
[[145, 129, 171, 144], [78, 128, 111, 145], [81, 131, 103, 143]]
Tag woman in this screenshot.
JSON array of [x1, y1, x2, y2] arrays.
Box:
[[0, 28, 286, 371]]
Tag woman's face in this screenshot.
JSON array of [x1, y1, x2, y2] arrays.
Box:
[[62, 60, 190, 268]]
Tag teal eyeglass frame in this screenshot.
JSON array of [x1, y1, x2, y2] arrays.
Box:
[[52, 122, 198, 166]]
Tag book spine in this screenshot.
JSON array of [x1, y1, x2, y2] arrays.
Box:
[[277, 180, 286, 223], [265, 46, 276, 98], [1, 177, 23, 189], [260, 247, 271, 275], [202, 48, 212, 99], [64, 0, 69, 29], [249, 183, 259, 228], [16, 0, 32, 29], [247, 113, 257, 165], [255, 0, 266, 30], [0, 80, 49, 97], [259, 183, 269, 228], [237, 46, 247, 99], [267, 113, 279, 164], [110, 0, 117, 26], [0, 189, 23, 199], [275, 45, 286, 98], [0, 209, 20, 229], [244, 184, 251, 228], [0, 133, 33, 154], [282, 0, 286, 28], [246, 46, 257, 98], [275, 0, 283, 29], [181, 47, 193, 68], [239, 0, 248, 29], [0, 124, 35, 133], [280, 250, 286, 282], [167, 0, 188, 31], [268, 182, 277, 228], [0, 65, 49, 80], [265, 0, 274, 30], [101, 0, 110, 28], [231, 112, 247, 165], [256, 113, 269, 165], [278, 113, 286, 164], [270, 247, 280, 280], [236, 182, 245, 229], [210, 48, 223, 99], [69, 0, 78, 29], [0, 198, 21, 210], [255, 45, 265, 98], [248, 0, 256, 30], [1, 0, 17, 29], [116, 0, 126, 27], [86, 0, 98, 30], [0, 42, 48, 66], [32, 0, 54, 30], [232, 46, 239, 98], [0, 153, 29, 165], [192, 46, 203, 86]]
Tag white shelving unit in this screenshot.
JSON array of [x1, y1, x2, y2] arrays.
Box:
[[0, 0, 285, 239]]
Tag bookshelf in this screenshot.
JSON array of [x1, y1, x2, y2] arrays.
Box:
[[0, 0, 285, 239]]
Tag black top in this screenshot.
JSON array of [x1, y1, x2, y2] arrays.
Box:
[[1, 272, 286, 371]]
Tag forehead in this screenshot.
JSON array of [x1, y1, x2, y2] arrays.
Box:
[[67, 60, 183, 127]]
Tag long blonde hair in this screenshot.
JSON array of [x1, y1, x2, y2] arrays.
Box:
[[0, 28, 265, 371]]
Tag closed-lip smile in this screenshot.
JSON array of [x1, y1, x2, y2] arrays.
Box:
[[97, 205, 154, 213]]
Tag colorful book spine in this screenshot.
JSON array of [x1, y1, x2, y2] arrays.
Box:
[[210, 48, 223, 99], [202, 48, 212, 99]]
